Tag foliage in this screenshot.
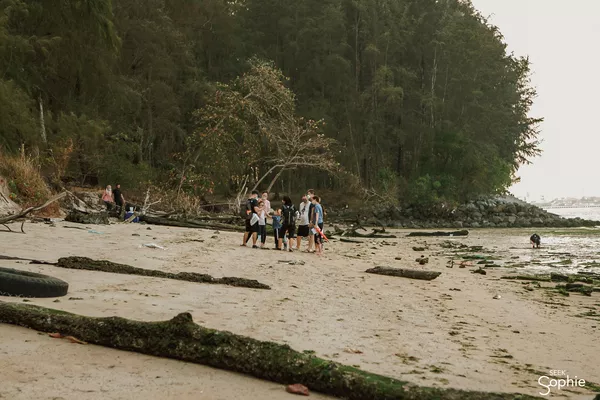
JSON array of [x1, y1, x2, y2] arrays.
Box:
[[0, 147, 50, 206], [0, 0, 542, 204]]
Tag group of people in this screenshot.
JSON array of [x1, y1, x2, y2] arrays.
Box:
[[101, 184, 126, 212], [241, 189, 325, 254]]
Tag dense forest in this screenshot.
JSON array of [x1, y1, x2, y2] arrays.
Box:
[[0, 0, 541, 206]]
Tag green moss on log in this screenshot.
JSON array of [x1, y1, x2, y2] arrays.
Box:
[[54, 256, 270, 290], [0, 302, 541, 400]]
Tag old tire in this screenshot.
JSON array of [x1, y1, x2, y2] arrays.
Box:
[[0, 267, 68, 298]]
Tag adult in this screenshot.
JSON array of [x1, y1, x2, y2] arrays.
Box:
[[279, 196, 297, 252], [261, 191, 272, 214], [112, 184, 125, 213], [257, 200, 267, 249], [296, 195, 310, 251], [310, 195, 325, 255], [241, 190, 260, 248], [306, 189, 315, 252], [102, 185, 113, 210]]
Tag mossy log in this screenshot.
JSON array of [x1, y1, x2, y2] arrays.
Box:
[[366, 266, 441, 281], [0, 302, 541, 400], [140, 215, 244, 232], [333, 226, 397, 239], [407, 230, 468, 237], [47, 256, 270, 290]]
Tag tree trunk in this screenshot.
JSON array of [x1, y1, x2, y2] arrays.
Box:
[[38, 95, 47, 144], [0, 302, 541, 400], [266, 167, 286, 193]]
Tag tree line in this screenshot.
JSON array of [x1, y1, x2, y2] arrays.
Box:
[[0, 0, 541, 206]]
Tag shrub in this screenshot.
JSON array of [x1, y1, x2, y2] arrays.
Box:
[[0, 147, 51, 207]]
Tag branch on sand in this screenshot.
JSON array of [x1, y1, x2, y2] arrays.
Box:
[[35, 256, 270, 290], [407, 230, 469, 237], [366, 266, 441, 281], [0, 302, 542, 400], [0, 192, 66, 233]]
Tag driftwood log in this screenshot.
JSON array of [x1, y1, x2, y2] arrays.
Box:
[[0, 192, 66, 233], [0, 302, 541, 400], [407, 230, 469, 237], [140, 215, 244, 232], [31, 256, 270, 290], [333, 226, 397, 239], [366, 266, 441, 281]]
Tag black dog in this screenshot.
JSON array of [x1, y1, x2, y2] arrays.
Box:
[[530, 233, 541, 248]]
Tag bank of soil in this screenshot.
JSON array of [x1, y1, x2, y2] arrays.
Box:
[[0, 221, 598, 399]]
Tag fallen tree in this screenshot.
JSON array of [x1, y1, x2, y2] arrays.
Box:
[[31, 256, 270, 290], [365, 266, 441, 281], [0, 192, 66, 233], [0, 302, 541, 400], [140, 215, 244, 232], [407, 230, 468, 237]]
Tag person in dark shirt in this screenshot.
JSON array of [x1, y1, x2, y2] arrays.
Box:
[[112, 184, 125, 213], [241, 190, 260, 248]]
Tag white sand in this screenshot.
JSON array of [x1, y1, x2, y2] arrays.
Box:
[[1, 221, 598, 399]]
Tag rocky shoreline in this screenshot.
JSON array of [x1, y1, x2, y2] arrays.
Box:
[[328, 196, 600, 229]]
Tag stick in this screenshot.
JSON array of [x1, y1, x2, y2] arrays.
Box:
[[0, 302, 541, 400]]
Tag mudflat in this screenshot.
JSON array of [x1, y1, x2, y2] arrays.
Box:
[[1, 221, 598, 399]]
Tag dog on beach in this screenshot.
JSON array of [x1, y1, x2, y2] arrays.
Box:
[[530, 233, 541, 248]]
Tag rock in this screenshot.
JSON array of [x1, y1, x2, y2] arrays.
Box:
[[412, 246, 426, 252], [550, 273, 569, 282], [286, 384, 310, 396], [65, 210, 109, 225], [507, 215, 517, 224], [472, 267, 487, 275], [470, 222, 480, 228], [493, 294, 501, 299]]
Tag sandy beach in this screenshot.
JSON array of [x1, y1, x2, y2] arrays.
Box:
[[1, 221, 599, 400]]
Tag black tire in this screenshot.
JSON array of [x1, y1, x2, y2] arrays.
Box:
[[0, 267, 68, 298]]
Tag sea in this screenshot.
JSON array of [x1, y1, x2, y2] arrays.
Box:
[[543, 207, 600, 221]]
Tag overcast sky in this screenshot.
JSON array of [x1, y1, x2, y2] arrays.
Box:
[[471, 0, 599, 201]]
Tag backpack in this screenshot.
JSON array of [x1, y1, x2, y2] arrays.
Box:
[[282, 204, 296, 226], [241, 198, 254, 219]]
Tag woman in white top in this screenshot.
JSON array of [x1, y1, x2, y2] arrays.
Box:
[[296, 195, 311, 251], [257, 200, 267, 249]]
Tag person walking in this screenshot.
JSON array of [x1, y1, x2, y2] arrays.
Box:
[[296, 195, 310, 251]]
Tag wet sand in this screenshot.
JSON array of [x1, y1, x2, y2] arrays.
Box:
[[1, 221, 598, 399]]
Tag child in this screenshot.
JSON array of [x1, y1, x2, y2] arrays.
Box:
[[257, 200, 267, 249], [272, 209, 282, 250]]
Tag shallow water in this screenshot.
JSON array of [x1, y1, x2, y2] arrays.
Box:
[[543, 207, 600, 221], [444, 227, 600, 276]]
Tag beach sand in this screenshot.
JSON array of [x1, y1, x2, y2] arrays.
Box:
[[1, 221, 598, 399]]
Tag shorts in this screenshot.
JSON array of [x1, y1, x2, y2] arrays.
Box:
[[280, 224, 296, 238], [245, 219, 259, 233], [314, 222, 324, 244], [297, 225, 309, 237]]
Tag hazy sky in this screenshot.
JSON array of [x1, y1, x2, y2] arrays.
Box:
[[471, 0, 600, 200]]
